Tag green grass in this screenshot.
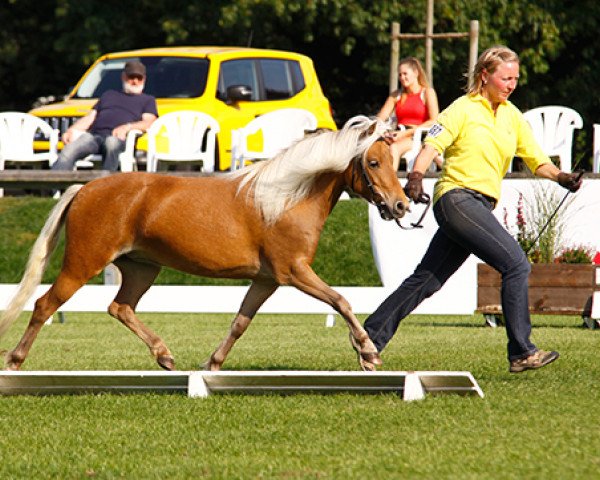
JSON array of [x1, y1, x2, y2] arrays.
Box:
[[2, 197, 598, 478], [0, 196, 381, 286], [1, 312, 599, 478]]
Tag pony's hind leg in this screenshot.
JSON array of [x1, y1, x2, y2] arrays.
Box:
[[205, 280, 278, 371], [107, 257, 174, 370], [5, 274, 87, 370]]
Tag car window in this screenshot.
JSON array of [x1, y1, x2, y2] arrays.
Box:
[[74, 56, 209, 99], [260, 59, 305, 100], [218, 59, 260, 101], [217, 58, 305, 102], [289, 61, 306, 93]]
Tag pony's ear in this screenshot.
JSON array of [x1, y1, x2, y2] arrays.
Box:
[[360, 121, 378, 140]]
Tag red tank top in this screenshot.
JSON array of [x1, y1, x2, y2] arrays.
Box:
[[395, 89, 428, 126]]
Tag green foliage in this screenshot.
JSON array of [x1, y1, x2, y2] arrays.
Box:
[[0, 1, 598, 159], [0, 312, 598, 478], [0, 197, 381, 286]]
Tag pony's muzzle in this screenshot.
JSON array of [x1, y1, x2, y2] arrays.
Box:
[[377, 199, 407, 221], [393, 200, 408, 218]]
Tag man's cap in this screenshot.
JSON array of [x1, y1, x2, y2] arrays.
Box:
[[123, 61, 146, 77]]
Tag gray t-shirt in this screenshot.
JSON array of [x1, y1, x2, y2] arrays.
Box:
[[91, 90, 158, 137]]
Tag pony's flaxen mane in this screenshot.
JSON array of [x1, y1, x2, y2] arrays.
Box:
[[231, 115, 387, 224]]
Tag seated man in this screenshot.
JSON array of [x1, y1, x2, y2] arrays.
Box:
[[52, 60, 158, 171]]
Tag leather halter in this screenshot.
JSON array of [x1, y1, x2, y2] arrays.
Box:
[[348, 141, 430, 230]]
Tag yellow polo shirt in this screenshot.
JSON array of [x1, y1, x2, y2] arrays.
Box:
[[424, 94, 550, 203]]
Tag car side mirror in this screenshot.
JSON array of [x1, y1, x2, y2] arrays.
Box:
[[226, 85, 252, 104]]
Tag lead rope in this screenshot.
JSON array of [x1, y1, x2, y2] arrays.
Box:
[[396, 193, 431, 230], [353, 150, 431, 230]]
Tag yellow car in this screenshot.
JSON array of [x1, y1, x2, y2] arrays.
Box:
[[29, 46, 337, 171]]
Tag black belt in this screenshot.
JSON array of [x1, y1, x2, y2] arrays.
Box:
[[482, 194, 497, 208], [464, 188, 497, 208]]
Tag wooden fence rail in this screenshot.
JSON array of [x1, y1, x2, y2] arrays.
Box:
[[0, 170, 208, 189], [3, 170, 597, 191]]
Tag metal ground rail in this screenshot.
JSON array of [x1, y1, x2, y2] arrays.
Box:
[[0, 370, 484, 401]]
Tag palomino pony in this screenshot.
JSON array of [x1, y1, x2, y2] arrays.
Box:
[[0, 116, 409, 372]]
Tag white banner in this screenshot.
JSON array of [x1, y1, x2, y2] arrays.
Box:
[[369, 178, 600, 314]]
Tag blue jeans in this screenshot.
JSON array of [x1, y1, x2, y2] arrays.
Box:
[[364, 187, 537, 361], [52, 132, 124, 171]]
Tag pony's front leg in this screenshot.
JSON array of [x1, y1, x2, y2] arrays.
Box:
[[204, 280, 278, 371], [287, 263, 382, 371]]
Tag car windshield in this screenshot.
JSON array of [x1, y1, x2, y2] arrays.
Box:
[[73, 56, 209, 99]]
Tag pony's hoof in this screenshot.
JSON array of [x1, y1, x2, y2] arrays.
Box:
[[360, 359, 377, 372], [3, 351, 23, 371], [368, 351, 383, 367], [200, 357, 221, 371], [352, 349, 381, 372], [3, 360, 21, 371], [157, 355, 175, 371], [202, 362, 221, 371], [349, 333, 382, 372]]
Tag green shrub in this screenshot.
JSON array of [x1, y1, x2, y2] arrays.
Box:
[[554, 244, 595, 264]]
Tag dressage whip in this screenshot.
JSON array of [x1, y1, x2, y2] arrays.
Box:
[[524, 169, 584, 255]]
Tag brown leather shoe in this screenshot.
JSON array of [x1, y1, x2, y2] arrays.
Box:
[[509, 350, 559, 373]]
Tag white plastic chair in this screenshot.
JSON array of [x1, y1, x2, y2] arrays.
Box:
[[522, 106, 583, 172], [73, 129, 143, 172], [230, 108, 317, 171], [145, 111, 220, 173], [0, 112, 59, 168], [401, 126, 440, 172], [0, 112, 59, 196], [593, 123, 600, 173]]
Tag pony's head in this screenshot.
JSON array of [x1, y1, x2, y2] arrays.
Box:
[[234, 115, 409, 224], [344, 118, 410, 220]]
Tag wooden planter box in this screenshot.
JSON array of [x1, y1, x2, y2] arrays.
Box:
[[477, 263, 600, 316]]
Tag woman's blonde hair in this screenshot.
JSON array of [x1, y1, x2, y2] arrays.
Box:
[[398, 57, 430, 90], [467, 45, 519, 94]]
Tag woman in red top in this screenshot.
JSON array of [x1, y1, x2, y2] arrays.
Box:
[[376, 57, 440, 170]]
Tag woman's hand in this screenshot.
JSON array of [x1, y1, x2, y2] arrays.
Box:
[[557, 172, 583, 192], [405, 171, 426, 202]]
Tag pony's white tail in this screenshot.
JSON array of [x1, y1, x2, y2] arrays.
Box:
[[0, 184, 84, 340]]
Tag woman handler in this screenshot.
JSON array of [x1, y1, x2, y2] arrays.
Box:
[[353, 45, 582, 373]]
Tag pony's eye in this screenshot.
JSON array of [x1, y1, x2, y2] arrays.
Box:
[[368, 160, 379, 168]]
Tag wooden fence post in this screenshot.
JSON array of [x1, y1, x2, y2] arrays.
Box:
[[425, 0, 434, 85], [468, 20, 479, 89], [390, 22, 400, 93], [388, 16, 479, 91]]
